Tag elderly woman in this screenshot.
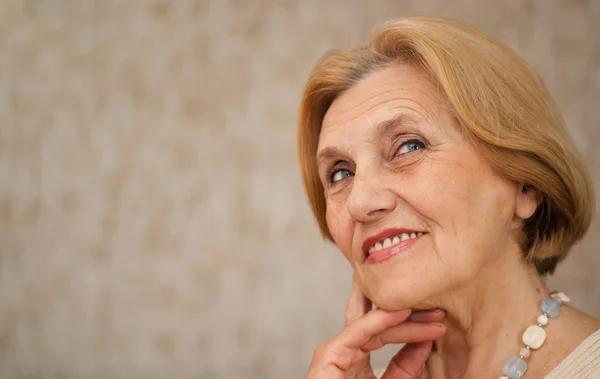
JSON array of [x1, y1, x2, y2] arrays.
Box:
[[297, 17, 600, 379]]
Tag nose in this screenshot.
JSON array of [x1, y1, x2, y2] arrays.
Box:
[[346, 167, 397, 223]]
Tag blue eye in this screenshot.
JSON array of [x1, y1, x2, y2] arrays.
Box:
[[330, 169, 354, 183], [397, 139, 425, 155]]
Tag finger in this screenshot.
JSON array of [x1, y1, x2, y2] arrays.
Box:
[[340, 308, 412, 349], [344, 275, 372, 326], [317, 309, 412, 372], [362, 322, 446, 351], [381, 341, 432, 379], [407, 309, 445, 323]]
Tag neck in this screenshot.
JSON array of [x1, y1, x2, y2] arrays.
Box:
[[427, 253, 550, 378]]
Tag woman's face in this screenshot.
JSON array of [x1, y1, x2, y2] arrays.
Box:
[[317, 64, 539, 310]]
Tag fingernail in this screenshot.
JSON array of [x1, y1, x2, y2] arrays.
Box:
[[431, 322, 445, 328]]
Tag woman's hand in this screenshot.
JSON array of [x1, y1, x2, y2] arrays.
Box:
[[307, 278, 446, 379]]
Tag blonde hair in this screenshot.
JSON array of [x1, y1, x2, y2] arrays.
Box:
[[297, 16, 594, 275]]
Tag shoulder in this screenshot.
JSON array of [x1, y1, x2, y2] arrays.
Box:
[[545, 329, 600, 379]]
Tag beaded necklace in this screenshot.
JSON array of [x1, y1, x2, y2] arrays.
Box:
[[499, 291, 570, 379]]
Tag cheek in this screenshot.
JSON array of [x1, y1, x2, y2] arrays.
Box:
[[325, 198, 354, 261], [401, 155, 503, 258], [412, 159, 513, 267]]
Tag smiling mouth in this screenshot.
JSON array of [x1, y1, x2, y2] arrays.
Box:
[[367, 232, 424, 255], [362, 229, 427, 264]]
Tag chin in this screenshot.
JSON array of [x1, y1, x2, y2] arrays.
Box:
[[362, 277, 429, 311]]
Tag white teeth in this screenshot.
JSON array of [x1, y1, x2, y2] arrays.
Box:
[[367, 232, 425, 255]]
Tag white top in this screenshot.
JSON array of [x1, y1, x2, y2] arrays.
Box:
[[545, 328, 600, 378]]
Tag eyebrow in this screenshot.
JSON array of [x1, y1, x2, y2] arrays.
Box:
[[376, 113, 419, 137], [316, 112, 419, 166]]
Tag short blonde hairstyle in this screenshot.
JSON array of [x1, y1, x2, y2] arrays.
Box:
[[297, 16, 594, 275]]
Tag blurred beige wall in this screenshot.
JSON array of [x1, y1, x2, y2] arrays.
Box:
[[0, 1, 599, 378]]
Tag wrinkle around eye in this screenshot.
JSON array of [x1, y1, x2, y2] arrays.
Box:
[[324, 175, 354, 196], [389, 147, 428, 173]]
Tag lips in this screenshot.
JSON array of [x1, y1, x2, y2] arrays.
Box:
[[362, 228, 426, 264]]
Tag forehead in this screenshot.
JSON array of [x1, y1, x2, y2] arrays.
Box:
[[319, 64, 442, 144]]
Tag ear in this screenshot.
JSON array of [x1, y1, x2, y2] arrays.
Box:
[[515, 184, 543, 220]]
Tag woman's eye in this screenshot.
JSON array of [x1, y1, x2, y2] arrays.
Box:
[[330, 169, 354, 183], [397, 139, 426, 155]]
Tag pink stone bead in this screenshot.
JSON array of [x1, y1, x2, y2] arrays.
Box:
[[520, 347, 531, 358], [500, 376, 510, 379], [551, 291, 570, 303]]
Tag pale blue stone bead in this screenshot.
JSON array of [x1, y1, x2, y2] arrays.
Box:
[[503, 356, 528, 379], [541, 298, 561, 318]]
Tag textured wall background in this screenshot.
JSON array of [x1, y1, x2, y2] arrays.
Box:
[[0, 1, 599, 378]]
